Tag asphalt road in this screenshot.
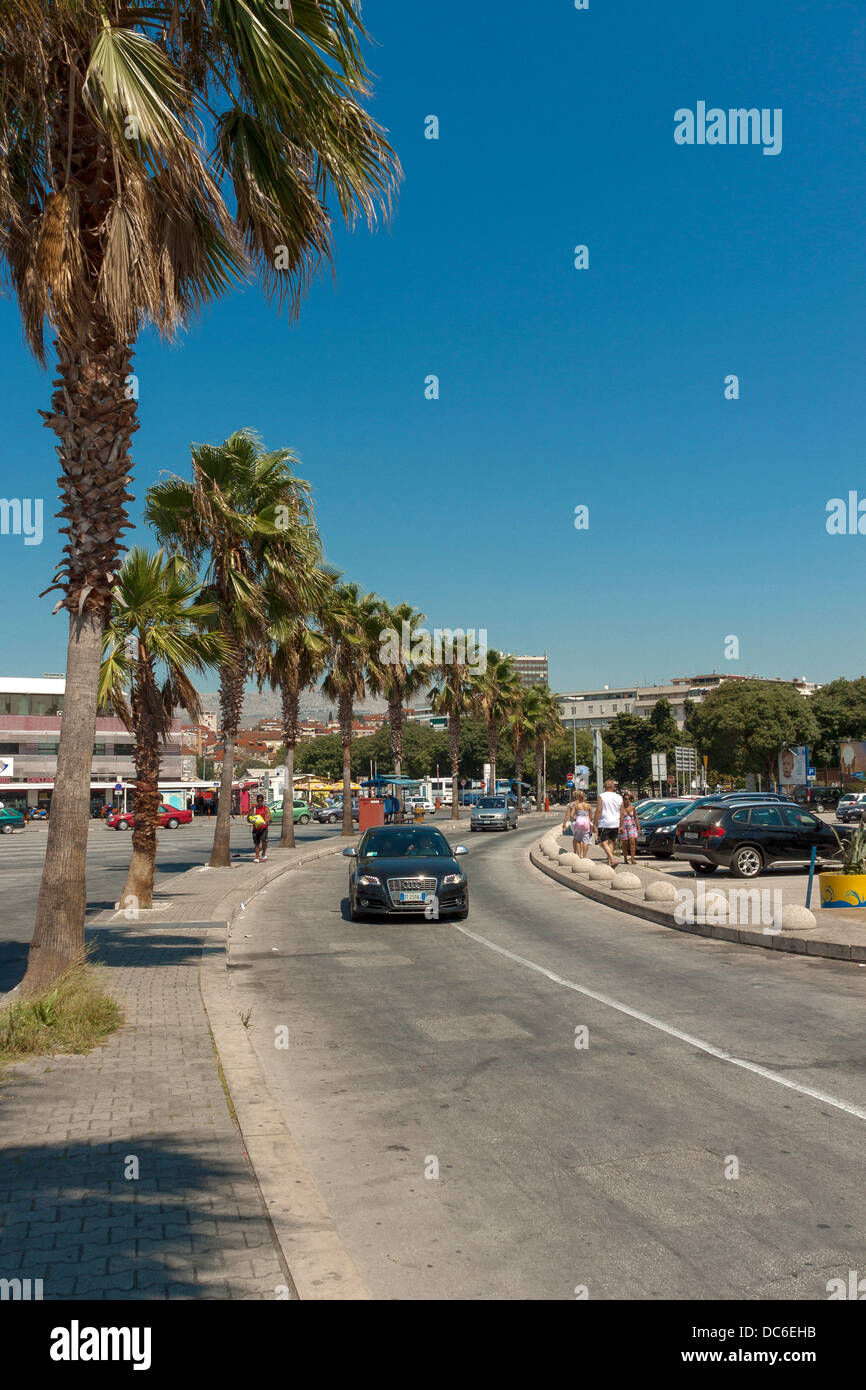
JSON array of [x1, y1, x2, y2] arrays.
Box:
[[229, 817, 866, 1300], [0, 808, 465, 994]]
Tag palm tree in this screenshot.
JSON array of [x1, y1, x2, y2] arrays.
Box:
[[372, 599, 429, 779], [257, 587, 330, 849], [507, 689, 535, 814], [429, 655, 473, 823], [469, 650, 522, 795], [523, 687, 563, 811], [5, 1, 399, 988], [99, 548, 226, 909], [321, 583, 381, 836], [146, 430, 325, 867]]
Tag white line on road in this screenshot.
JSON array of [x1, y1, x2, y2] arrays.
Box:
[[456, 925, 866, 1124]]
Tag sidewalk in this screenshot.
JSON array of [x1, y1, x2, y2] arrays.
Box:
[[531, 831, 866, 961], [0, 839, 357, 1300]]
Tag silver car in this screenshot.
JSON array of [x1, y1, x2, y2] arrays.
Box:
[[470, 795, 518, 831]]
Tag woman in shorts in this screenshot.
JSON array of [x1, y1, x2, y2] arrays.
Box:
[[619, 792, 638, 865]]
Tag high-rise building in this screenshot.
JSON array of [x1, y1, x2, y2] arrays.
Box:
[[510, 654, 549, 689]]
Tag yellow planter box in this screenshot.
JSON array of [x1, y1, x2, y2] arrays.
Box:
[[818, 872, 866, 909]]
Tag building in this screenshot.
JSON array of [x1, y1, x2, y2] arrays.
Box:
[[0, 676, 183, 813], [509, 654, 549, 689], [558, 673, 820, 734]]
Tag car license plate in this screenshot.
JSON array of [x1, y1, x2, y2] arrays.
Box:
[[400, 891, 425, 902], [683, 832, 699, 842]]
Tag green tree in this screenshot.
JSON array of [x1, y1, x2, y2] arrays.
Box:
[[688, 681, 819, 783], [372, 600, 430, 779], [99, 550, 225, 908], [147, 430, 324, 866], [5, 0, 398, 990], [605, 712, 653, 786], [321, 583, 381, 835], [811, 679, 866, 770], [429, 654, 474, 822], [468, 650, 522, 793]]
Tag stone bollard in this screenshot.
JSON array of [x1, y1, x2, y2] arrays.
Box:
[[778, 904, 817, 931], [571, 858, 593, 875], [612, 871, 642, 892], [645, 880, 677, 903], [589, 862, 615, 882]]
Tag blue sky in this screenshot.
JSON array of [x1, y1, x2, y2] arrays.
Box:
[[1, 0, 864, 693]]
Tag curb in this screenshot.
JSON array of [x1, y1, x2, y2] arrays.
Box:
[[197, 838, 373, 1300], [529, 846, 866, 962]]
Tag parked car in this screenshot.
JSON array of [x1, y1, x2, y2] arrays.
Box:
[[267, 797, 312, 825], [406, 796, 436, 812], [315, 800, 359, 824], [106, 804, 193, 830], [716, 791, 787, 803], [470, 796, 518, 832], [0, 806, 26, 834], [635, 799, 702, 858], [673, 801, 841, 878], [836, 793, 866, 823], [345, 824, 469, 921]]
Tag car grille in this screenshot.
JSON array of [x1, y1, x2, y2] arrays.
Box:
[[387, 877, 438, 894]]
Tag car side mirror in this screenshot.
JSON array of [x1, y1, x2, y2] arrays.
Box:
[[453, 845, 468, 855], [342, 846, 356, 857]]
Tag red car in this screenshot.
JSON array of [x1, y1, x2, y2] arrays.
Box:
[[107, 803, 193, 831]]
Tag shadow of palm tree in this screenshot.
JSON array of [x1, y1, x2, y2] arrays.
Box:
[[0, 1134, 290, 1300]]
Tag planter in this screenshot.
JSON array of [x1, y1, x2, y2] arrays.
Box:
[[818, 872, 866, 909]]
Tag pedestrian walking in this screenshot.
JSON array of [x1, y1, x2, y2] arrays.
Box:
[[563, 790, 593, 858], [249, 793, 271, 862], [593, 779, 623, 868], [620, 791, 638, 865]]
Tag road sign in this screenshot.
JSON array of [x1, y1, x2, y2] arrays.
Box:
[[0, 757, 13, 778], [566, 773, 574, 784], [808, 767, 816, 777], [651, 753, 667, 780], [429, 716, 448, 729]]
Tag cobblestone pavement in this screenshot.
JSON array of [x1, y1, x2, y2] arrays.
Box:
[[0, 908, 289, 1300]]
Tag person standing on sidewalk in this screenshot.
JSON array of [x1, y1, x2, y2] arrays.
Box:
[[563, 791, 593, 858], [249, 794, 271, 863], [620, 792, 638, 865], [594, 779, 623, 868]]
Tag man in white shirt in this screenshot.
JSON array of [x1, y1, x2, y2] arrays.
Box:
[[594, 779, 623, 868]]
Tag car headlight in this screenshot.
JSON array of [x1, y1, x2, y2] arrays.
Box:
[[358, 874, 380, 887], [442, 873, 465, 885]]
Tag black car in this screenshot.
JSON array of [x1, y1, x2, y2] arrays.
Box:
[[344, 824, 469, 921], [636, 799, 703, 858], [673, 801, 842, 878]]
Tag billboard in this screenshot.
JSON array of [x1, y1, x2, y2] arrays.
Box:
[[778, 745, 807, 785], [840, 741, 866, 781]]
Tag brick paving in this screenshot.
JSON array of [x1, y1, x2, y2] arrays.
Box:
[[0, 858, 296, 1301]]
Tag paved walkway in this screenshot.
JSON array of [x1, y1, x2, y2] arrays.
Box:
[[0, 852, 310, 1301]]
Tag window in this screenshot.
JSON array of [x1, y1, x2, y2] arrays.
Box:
[[30, 695, 63, 716], [93, 742, 108, 755], [749, 807, 783, 827], [37, 741, 58, 755], [782, 807, 819, 830], [730, 808, 751, 825], [0, 742, 18, 754]]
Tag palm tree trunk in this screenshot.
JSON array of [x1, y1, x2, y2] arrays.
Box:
[[535, 741, 544, 812], [340, 693, 354, 836], [211, 650, 244, 868], [121, 697, 161, 910], [450, 711, 461, 822], [390, 693, 403, 776], [23, 608, 105, 991], [282, 741, 295, 849], [280, 681, 299, 848], [488, 724, 497, 795], [211, 734, 236, 867], [515, 746, 524, 813]]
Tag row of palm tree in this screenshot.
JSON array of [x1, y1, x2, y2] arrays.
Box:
[[86, 431, 566, 916], [3, 1, 400, 993]]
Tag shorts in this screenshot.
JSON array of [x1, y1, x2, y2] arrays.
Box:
[[572, 817, 592, 844], [598, 826, 619, 843], [252, 825, 268, 847]]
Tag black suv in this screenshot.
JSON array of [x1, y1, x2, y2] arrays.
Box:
[[673, 801, 841, 879]]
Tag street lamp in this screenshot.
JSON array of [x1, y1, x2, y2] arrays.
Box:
[[569, 698, 584, 786]]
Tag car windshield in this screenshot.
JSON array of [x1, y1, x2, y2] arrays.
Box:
[[360, 828, 452, 858], [642, 801, 694, 821], [478, 798, 506, 809]]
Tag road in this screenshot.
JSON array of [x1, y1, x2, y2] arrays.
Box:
[[229, 818, 866, 1300], [0, 808, 464, 994]]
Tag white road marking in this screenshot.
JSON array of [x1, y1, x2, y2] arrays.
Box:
[[456, 925, 866, 1123]]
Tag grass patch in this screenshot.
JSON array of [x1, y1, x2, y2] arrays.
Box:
[[0, 958, 122, 1066]]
